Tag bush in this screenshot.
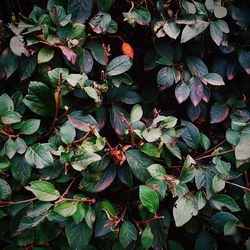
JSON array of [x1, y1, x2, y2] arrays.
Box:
[[0, 0, 250, 249]]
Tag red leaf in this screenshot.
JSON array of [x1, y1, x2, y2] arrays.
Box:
[[58, 46, 77, 65]]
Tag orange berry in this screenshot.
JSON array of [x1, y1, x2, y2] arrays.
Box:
[[122, 42, 134, 59]]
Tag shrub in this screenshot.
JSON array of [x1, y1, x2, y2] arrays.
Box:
[[0, 0, 250, 249]]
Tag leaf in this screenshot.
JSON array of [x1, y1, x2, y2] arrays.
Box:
[[210, 21, 223, 46], [134, 6, 151, 25], [163, 21, 180, 39], [3, 139, 17, 159], [209, 212, 239, 235], [19, 55, 36, 81], [1, 110, 21, 124], [23, 81, 56, 116], [226, 129, 239, 146], [179, 159, 195, 183], [87, 41, 106, 65], [175, 82, 190, 104], [37, 47, 54, 64], [203, 73, 225, 86], [238, 50, 250, 75], [189, 77, 203, 107], [97, 0, 114, 12], [125, 149, 153, 182], [25, 180, 60, 201], [181, 21, 209, 43], [214, 6, 227, 18], [71, 151, 101, 171], [139, 185, 159, 213], [89, 12, 112, 33], [142, 128, 161, 142], [0, 155, 10, 172], [209, 194, 241, 212], [60, 121, 76, 144], [119, 221, 138, 248], [66, 74, 86, 87], [54, 201, 78, 217], [210, 102, 229, 124], [47, 68, 69, 87], [11, 155, 31, 185], [84, 86, 101, 102], [140, 143, 161, 158], [65, 220, 93, 248], [107, 55, 132, 76], [59, 46, 77, 65], [80, 164, 116, 193], [200, 133, 211, 151], [68, 0, 93, 23], [173, 195, 198, 227], [235, 133, 250, 160], [244, 192, 250, 210], [147, 164, 166, 180], [0, 93, 14, 115], [141, 226, 154, 249], [130, 104, 143, 123], [195, 231, 217, 250], [212, 175, 225, 194], [19, 119, 40, 135], [0, 48, 18, 79], [186, 57, 208, 77], [157, 67, 175, 88], [0, 178, 12, 200], [10, 35, 30, 57], [181, 120, 201, 149], [25, 143, 54, 169]]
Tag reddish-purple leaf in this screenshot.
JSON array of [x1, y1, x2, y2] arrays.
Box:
[[59, 46, 77, 65], [189, 77, 203, 107], [68, 115, 90, 131], [210, 102, 229, 124]]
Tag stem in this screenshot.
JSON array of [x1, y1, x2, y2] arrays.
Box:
[[138, 215, 164, 225], [120, 114, 135, 147], [165, 165, 182, 169], [195, 139, 227, 159], [60, 198, 96, 203], [0, 130, 18, 139], [0, 198, 37, 207], [60, 175, 81, 199], [236, 225, 250, 231], [224, 180, 250, 192], [195, 148, 235, 161]]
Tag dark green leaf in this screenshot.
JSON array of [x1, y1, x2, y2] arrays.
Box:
[[139, 185, 159, 213], [119, 221, 138, 248], [107, 55, 132, 76]]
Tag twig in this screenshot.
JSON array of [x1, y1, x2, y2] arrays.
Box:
[[0, 130, 18, 139], [137, 215, 165, 225], [224, 180, 250, 192], [236, 225, 250, 231], [59, 198, 96, 203], [0, 198, 37, 207], [195, 148, 235, 161], [60, 175, 81, 199], [120, 114, 135, 147]]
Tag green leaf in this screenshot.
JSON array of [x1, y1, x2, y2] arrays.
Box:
[[1, 110, 21, 124], [119, 221, 138, 248], [125, 149, 153, 182], [25, 180, 60, 201], [214, 159, 231, 176], [85, 205, 96, 228], [68, 0, 93, 23], [195, 231, 217, 250], [210, 21, 223, 46], [238, 50, 250, 75], [97, 0, 114, 12], [19, 55, 36, 81], [179, 159, 195, 183], [130, 104, 143, 123], [212, 175, 225, 194], [23, 81, 56, 116], [235, 132, 250, 160], [84, 86, 101, 102], [87, 41, 106, 65], [107, 55, 132, 76], [140, 143, 162, 158], [209, 212, 239, 235], [139, 185, 159, 213], [3, 138, 17, 159], [200, 133, 211, 151], [11, 155, 31, 185], [147, 164, 166, 180], [175, 82, 190, 104], [210, 102, 229, 124], [60, 121, 76, 145], [226, 128, 239, 146], [142, 128, 161, 142], [181, 120, 201, 149], [209, 194, 241, 212], [0, 155, 10, 172], [0, 93, 14, 115], [89, 12, 112, 34], [19, 119, 40, 135], [15, 137, 27, 154], [54, 201, 78, 217], [163, 21, 180, 39], [203, 73, 225, 86], [244, 192, 250, 210], [66, 73, 87, 87], [71, 151, 101, 171], [37, 47, 54, 64], [65, 220, 93, 248], [181, 21, 209, 43], [157, 67, 175, 88], [47, 68, 69, 87], [25, 143, 54, 169], [134, 6, 151, 25], [0, 178, 12, 200], [0, 48, 18, 78], [173, 195, 198, 227], [141, 226, 154, 249]]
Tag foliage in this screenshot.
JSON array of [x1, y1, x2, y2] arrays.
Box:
[[0, 0, 250, 249]]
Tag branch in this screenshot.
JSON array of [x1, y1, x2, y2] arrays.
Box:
[[60, 198, 96, 203], [120, 114, 135, 147], [0, 198, 37, 207], [137, 215, 165, 225], [0, 130, 18, 139], [224, 180, 250, 192], [195, 148, 235, 161]]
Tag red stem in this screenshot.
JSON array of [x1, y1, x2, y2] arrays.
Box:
[[195, 148, 235, 161]]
